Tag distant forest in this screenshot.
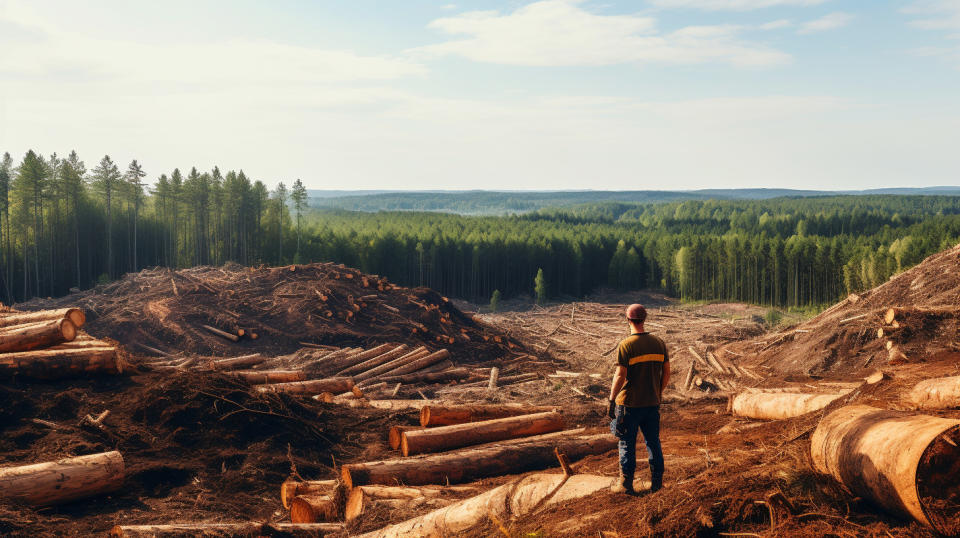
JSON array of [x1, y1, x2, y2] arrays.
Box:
[[2, 149, 959, 309]]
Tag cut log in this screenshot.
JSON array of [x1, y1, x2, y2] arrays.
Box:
[[907, 376, 960, 409], [378, 367, 469, 385], [811, 405, 960, 534], [290, 494, 338, 523], [0, 346, 120, 379], [280, 479, 338, 509], [346, 485, 455, 522], [337, 345, 409, 377], [231, 369, 305, 384], [683, 363, 697, 391], [389, 426, 425, 450], [201, 324, 239, 342], [357, 473, 613, 538], [403, 410, 565, 456], [353, 347, 430, 383], [0, 308, 85, 329], [368, 400, 433, 411], [211, 354, 264, 370], [110, 523, 344, 537], [888, 344, 909, 364], [452, 373, 539, 389], [487, 367, 499, 391], [342, 428, 615, 488], [329, 343, 396, 374], [0, 318, 77, 353], [255, 377, 354, 396], [0, 451, 124, 506], [730, 391, 845, 420], [884, 307, 900, 325], [419, 404, 562, 427], [356, 349, 446, 383]]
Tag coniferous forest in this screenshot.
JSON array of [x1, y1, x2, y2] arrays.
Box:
[[2, 149, 959, 309]]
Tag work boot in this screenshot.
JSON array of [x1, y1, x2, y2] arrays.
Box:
[[650, 474, 663, 493], [610, 471, 635, 494]]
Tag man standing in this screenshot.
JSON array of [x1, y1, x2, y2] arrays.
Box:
[[607, 303, 670, 494]]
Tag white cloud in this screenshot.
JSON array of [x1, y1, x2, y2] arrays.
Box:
[[797, 12, 853, 34], [760, 19, 793, 30], [441, 3, 458, 10], [649, 0, 827, 10], [904, 0, 960, 31], [415, 0, 789, 67]]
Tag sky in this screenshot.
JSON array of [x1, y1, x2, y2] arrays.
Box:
[[1, 0, 959, 191]]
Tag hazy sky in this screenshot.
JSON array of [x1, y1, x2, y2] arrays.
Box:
[[1, 0, 959, 191]]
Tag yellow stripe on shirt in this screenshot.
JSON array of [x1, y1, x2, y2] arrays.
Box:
[[627, 353, 665, 365]]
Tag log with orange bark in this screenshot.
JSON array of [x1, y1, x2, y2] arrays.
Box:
[[231, 369, 306, 384], [110, 523, 343, 537], [419, 404, 562, 427], [255, 377, 354, 395], [0, 308, 85, 329], [0, 346, 120, 379], [0, 318, 78, 353], [401, 411, 565, 456], [0, 451, 124, 506]]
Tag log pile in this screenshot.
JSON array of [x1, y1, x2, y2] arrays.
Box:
[[683, 345, 759, 393], [0, 307, 121, 380]]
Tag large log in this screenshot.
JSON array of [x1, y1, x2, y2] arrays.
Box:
[[0, 318, 77, 353], [378, 366, 467, 386], [281, 479, 338, 509], [346, 485, 454, 522], [110, 523, 343, 537], [342, 429, 615, 488], [419, 404, 561, 427], [337, 345, 409, 377], [357, 473, 613, 538], [0, 451, 124, 505], [211, 354, 264, 370], [811, 405, 960, 534], [255, 377, 354, 395], [354, 348, 433, 383], [401, 411, 564, 456], [290, 494, 338, 523], [730, 391, 845, 420], [230, 369, 305, 384], [369, 400, 432, 411], [907, 376, 960, 409], [0, 346, 120, 379], [363, 350, 452, 384], [0, 308, 85, 329], [389, 426, 425, 450], [330, 344, 397, 374]]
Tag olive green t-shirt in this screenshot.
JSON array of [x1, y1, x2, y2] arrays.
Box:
[[614, 332, 669, 407]]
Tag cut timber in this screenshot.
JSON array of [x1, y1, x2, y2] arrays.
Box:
[[346, 486, 454, 522], [0, 451, 124, 506], [885, 307, 900, 325], [211, 354, 264, 370], [0, 318, 77, 353], [342, 429, 615, 488], [290, 494, 338, 523], [811, 405, 960, 533], [487, 367, 499, 391], [452, 373, 539, 389], [683, 363, 697, 391], [403, 411, 568, 456], [0, 308, 85, 329], [255, 377, 354, 396], [357, 473, 613, 538], [110, 523, 343, 537], [378, 366, 467, 385], [389, 426, 425, 450], [731, 391, 845, 420], [201, 324, 239, 342], [369, 400, 433, 411], [281, 479, 338, 509], [0, 346, 120, 379], [354, 347, 430, 382], [231, 369, 305, 384], [907, 376, 960, 409], [330, 343, 396, 374], [337, 345, 409, 377], [359, 349, 450, 384], [420, 404, 562, 427]]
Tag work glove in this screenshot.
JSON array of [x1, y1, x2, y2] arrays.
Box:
[[607, 399, 616, 420]]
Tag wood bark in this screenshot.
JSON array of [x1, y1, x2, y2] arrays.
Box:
[[346, 486, 453, 522], [361, 350, 451, 384], [290, 494, 338, 523], [281, 479, 338, 509], [730, 391, 845, 420], [487, 367, 499, 390], [0, 318, 77, 353], [201, 324, 239, 342], [402, 411, 565, 456], [0, 346, 120, 379], [328, 343, 396, 374], [110, 523, 343, 537], [378, 366, 467, 385], [419, 404, 562, 427], [336, 345, 409, 377], [369, 400, 432, 411], [452, 373, 538, 389], [211, 354, 264, 370], [231, 369, 305, 384], [389, 426, 425, 450], [354, 348, 436, 383], [255, 377, 354, 395], [0, 451, 124, 505], [811, 405, 960, 533], [907, 375, 960, 409], [342, 428, 615, 488], [357, 473, 613, 537], [0, 308, 85, 329]]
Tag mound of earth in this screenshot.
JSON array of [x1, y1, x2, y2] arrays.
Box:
[[21, 263, 521, 361], [721, 241, 960, 376]]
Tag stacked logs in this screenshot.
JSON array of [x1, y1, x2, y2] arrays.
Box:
[[0, 308, 121, 380], [684, 345, 760, 393]]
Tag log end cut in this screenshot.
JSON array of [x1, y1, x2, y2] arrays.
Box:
[[289, 494, 337, 523]]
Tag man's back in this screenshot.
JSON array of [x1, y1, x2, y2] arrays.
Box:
[[615, 332, 668, 407]]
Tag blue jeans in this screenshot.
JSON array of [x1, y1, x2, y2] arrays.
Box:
[[610, 405, 663, 480]]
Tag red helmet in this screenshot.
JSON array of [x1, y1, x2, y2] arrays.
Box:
[[625, 304, 647, 323]]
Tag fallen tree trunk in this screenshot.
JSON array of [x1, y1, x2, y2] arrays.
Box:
[[357, 473, 613, 538], [290, 494, 338, 523], [402, 411, 565, 456], [358, 350, 449, 384], [389, 426, 425, 450], [369, 400, 432, 411], [337, 345, 409, 377], [0, 318, 77, 353], [346, 486, 453, 522], [211, 354, 264, 370], [328, 343, 396, 374], [811, 405, 960, 534], [907, 376, 960, 409], [378, 366, 467, 385], [730, 391, 846, 420], [110, 523, 344, 537], [342, 428, 616, 488], [0, 451, 124, 505], [419, 404, 562, 427], [280, 479, 338, 509], [201, 324, 239, 342], [452, 373, 538, 389], [353, 347, 431, 382], [0, 346, 120, 379], [255, 377, 354, 396], [230, 369, 305, 384], [0, 308, 85, 329]]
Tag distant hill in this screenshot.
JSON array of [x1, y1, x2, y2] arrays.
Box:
[[308, 187, 960, 215]]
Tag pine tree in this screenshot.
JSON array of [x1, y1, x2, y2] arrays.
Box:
[[0, 153, 12, 301], [62, 151, 86, 288], [534, 268, 546, 305], [490, 289, 501, 312], [12, 150, 48, 298], [273, 182, 288, 265], [91, 155, 121, 278], [125, 159, 146, 272], [291, 178, 307, 262]]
